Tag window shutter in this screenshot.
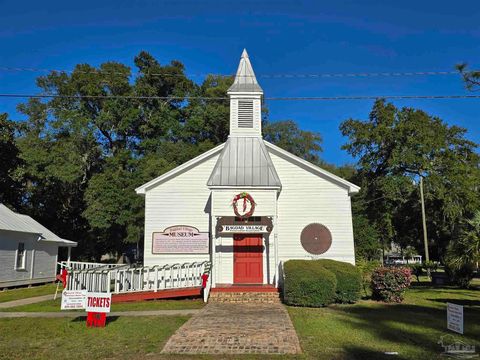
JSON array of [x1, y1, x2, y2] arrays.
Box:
[[237, 100, 254, 128]]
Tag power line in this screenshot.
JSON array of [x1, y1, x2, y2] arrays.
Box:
[[1, 93, 480, 101], [0, 66, 460, 79]]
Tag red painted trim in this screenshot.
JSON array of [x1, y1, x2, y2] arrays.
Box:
[[111, 287, 202, 303], [211, 285, 278, 293]]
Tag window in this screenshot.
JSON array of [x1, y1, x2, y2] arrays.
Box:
[[237, 100, 254, 128], [15, 242, 26, 270]]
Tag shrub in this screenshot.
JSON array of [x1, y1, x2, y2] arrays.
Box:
[[423, 261, 438, 276], [371, 267, 412, 303], [356, 259, 382, 297], [316, 259, 362, 303], [283, 260, 337, 307], [445, 263, 475, 288], [408, 263, 423, 282]]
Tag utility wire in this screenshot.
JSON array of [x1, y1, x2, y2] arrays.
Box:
[[0, 66, 460, 79], [1, 93, 480, 101]]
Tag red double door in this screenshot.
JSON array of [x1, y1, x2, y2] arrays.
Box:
[[233, 234, 263, 284]]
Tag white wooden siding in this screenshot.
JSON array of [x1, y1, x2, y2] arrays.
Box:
[[143, 154, 219, 268], [269, 151, 356, 265], [212, 189, 276, 216], [142, 144, 356, 284], [0, 230, 58, 287], [32, 243, 57, 279]]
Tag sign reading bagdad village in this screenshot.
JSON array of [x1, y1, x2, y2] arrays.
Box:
[[216, 215, 273, 234], [220, 224, 269, 233], [152, 225, 209, 254]]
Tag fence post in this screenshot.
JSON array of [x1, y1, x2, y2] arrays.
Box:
[[107, 271, 111, 293]]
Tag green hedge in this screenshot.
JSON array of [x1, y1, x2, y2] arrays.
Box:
[[283, 260, 337, 307], [316, 259, 362, 303]]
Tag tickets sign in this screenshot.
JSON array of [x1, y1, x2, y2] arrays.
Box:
[[61, 290, 87, 310], [85, 292, 112, 313], [152, 226, 209, 254]]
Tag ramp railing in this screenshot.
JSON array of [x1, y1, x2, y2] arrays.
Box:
[[66, 261, 211, 295]]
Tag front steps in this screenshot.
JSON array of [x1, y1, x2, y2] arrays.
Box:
[[209, 286, 281, 303]]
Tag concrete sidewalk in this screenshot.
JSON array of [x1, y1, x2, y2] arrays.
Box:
[[0, 309, 200, 318], [0, 294, 57, 309]]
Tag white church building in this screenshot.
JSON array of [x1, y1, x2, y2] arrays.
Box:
[[136, 50, 359, 288]]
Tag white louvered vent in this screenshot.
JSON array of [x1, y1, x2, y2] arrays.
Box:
[[237, 100, 254, 128]]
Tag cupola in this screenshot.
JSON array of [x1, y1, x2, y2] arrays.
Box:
[[227, 49, 263, 137]]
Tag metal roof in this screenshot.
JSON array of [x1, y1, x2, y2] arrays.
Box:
[[0, 204, 77, 246], [207, 137, 281, 188], [227, 49, 263, 93]]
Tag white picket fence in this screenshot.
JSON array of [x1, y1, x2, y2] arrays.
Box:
[[65, 261, 211, 299]]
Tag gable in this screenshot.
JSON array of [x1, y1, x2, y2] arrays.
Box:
[[135, 143, 224, 194], [265, 141, 360, 195]]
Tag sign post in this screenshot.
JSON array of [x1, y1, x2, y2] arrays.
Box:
[[447, 302, 464, 334], [85, 292, 112, 328]]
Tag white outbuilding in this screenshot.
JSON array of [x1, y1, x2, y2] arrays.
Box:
[[0, 203, 77, 288], [136, 50, 359, 288]]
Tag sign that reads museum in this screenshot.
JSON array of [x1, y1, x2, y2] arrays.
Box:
[[152, 226, 209, 254]]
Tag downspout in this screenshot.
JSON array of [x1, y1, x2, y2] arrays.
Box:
[[274, 190, 279, 287]]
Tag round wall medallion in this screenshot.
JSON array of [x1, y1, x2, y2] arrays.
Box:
[[300, 223, 332, 255]]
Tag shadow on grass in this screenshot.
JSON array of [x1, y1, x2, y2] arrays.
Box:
[[70, 315, 120, 325], [427, 298, 480, 307], [328, 302, 479, 357], [409, 281, 434, 288], [343, 346, 409, 360]]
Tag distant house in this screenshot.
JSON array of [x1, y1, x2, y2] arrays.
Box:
[[0, 204, 77, 288]]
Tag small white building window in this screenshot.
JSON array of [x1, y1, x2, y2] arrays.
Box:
[[237, 100, 254, 128], [15, 242, 26, 270]]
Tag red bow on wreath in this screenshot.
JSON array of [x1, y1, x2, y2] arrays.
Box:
[[232, 192, 256, 218]]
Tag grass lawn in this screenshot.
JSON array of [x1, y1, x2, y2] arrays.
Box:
[[0, 281, 478, 359], [288, 282, 480, 359], [0, 284, 57, 303], [0, 297, 205, 312], [0, 316, 188, 360]]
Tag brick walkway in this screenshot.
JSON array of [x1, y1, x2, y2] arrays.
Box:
[[161, 302, 302, 354]]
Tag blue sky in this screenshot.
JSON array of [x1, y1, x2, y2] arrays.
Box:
[[1, 0, 479, 165]]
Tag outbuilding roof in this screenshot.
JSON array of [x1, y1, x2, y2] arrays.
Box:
[[227, 49, 263, 93], [207, 137, 282, 188], [0, 204, 77, 246]]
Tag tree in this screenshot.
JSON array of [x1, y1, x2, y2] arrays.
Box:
[[263, 120, 323, 163], [446, 210, 480, 273], [352, 214, 381, 261], [0, 113, 23, 208], [13, 51, 325, 259], [457, 63, 480, 91], [15, 97, 102, 258], [341, 99, 480, 260]]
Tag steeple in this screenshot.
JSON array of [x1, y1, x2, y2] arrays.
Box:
[[228, 49, 263, 137], [228, 49, 263, 93]]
